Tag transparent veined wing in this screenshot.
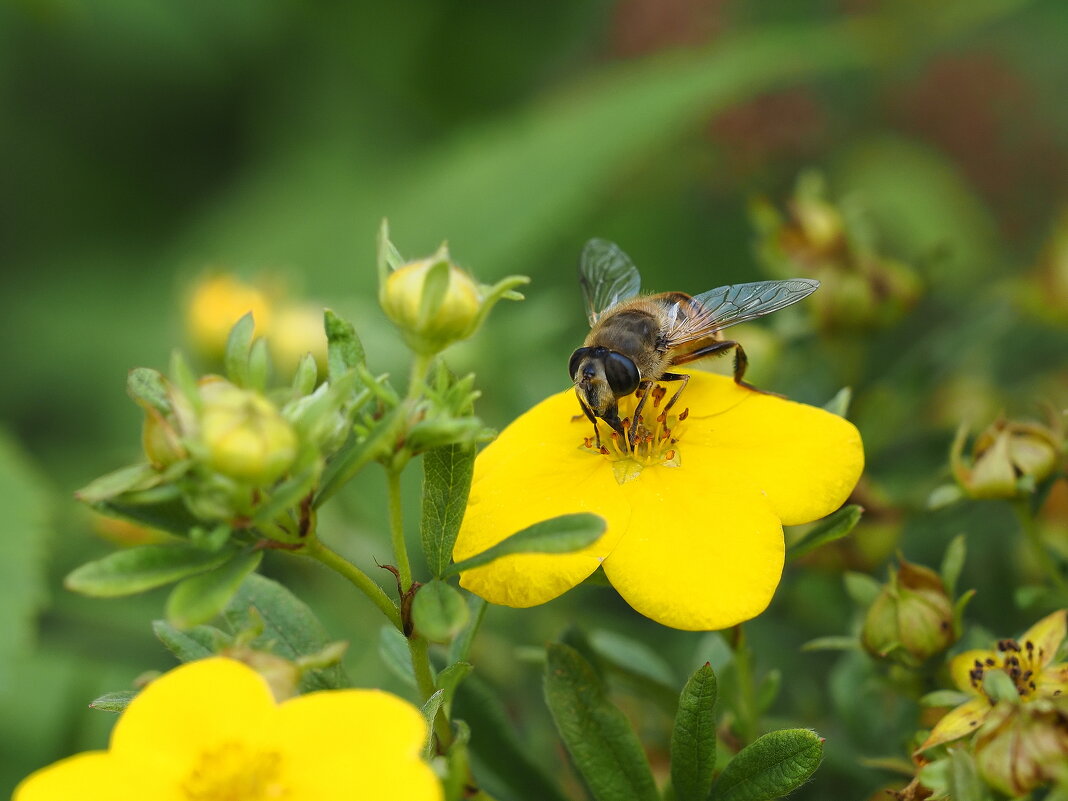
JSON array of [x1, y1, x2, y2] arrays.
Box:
[[579, 238, 641, 326], [665, 278, 819, 346]]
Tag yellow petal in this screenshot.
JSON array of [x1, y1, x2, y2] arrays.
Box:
[[13, 752, 167, 801], [456, 391, 629, 607], [110, 657, 275, 777], [276, 690, 442, 799], [680, 373, 864, 526], [949, 649, 999, 694], [602, 466, 784, 631], [915, 697, 991, 753], [1019, 609, 1066, 669], [1036, 662, 1068, 698]]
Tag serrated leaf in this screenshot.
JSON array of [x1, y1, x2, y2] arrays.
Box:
[[411, 579, 470, 643], [447, 513, 605, 576], [379, 626, 416, 686], [787, 505, 863, 562], [165, 550, 262, 630], [0, 431, 52, 685], [222, 574, 349, 692], [324, 309, 365, 380], [671, 663, 718, 801], [544, 643, 659, 801], [224, 312, 255, 387], [940, 534, 966, 598], [421, 443, 475, 577], [88, 689, 138, 713], [126, 367, 170, 414], [711, 728, 824, 801], [454, 674, 570, 801], [65, 544, 235, 598]]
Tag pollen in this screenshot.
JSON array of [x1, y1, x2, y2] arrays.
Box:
[[182, 741, 288, 800], [578, 383, 688, 484]]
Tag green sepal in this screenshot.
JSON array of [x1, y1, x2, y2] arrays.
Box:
[[920, 689, 972, 708], [315, 405, 405, 508], [169, 349, 201, 414], [222, 573, 350, 692], [940, 534, 967, 598], [419, 258, 452, 325], [165, 550, 263, 629], [247, 337, 271, 391], [670, 663, 718, 801], [412, 579, 470, 643], [291, 352, 318, 396], [376, 218, 405, 300], [821, 387, 852, 417], [446, 513, 605, 577], [711, 728, 823, 801], [406, 417, 490, 453], [89, 689, 138, 713], [224, 312, 255, 387], [324, 308, 366, 380], [543, 643, 659, 801], [421, 689, 445, 758], [421, 443, 475, 577], [65, 544, 236, 598], [251, 465, 319, 528], [126, 367, 170, 414], [786, 505, 863, 562], [982, 669, 1019, 703], [75, 463, 161, 504], [152, 619, 228, 662]]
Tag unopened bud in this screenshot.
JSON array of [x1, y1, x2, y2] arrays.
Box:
[[862, 558, 955, 665], [381, 254, 482, 355], [185, 274, 272, 361], [952, 413, 1063, 500], [198, 378, 297, 485]]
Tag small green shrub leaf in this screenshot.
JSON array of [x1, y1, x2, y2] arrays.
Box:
[[671, 663, 719, 801], [65, 544, 235, 598], [711, 728, 824, 801], [447, 513, 605, 576]]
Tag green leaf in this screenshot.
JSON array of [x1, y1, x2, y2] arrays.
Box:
[[421, 689, 445, 758], [800, 636, 859, 653], [252, 466, 319, 527], [324, 308, 366, 380], [543, 643, 659, 801], [928, 483, 965, 510], [712, 728, 823, 801], [378, 625, 416, 687], [89, 689, 138, 713], [75, 463, 160, 504], [588, 629, 679, 713], [843, 571, 882, 607], [821, 387, 852, 417], [224, 311, 255, 387], [87, 495, 200, 538], [940, 534, 967, 598], [314, 405, 405, 508], [165, 550, 263, 629], [222, 573, 349, 692], [411, 579, 470, 643], [446, 513, 606, 576], [247, 337, 271, 391], [448, 594, 487, 665], [152, 619, 222, 662], [436, 661, 473, 716], [670, 663, 719, 801], [65, 544, 235, 598], [126, 367, 170, 414], [453, 674, 570, 801], [786, 505, 863, 562], [421, 443, 475, 577], [0, 431, 52, 685], [757, 669, 782, 714], [291, 352, 318, 396]]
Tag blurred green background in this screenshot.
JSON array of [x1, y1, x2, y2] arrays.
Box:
[[3, 0, 1068, 797]]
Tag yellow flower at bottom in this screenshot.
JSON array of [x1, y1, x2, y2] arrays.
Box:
[[15, 658, 442, 801], [454, 372, 864, 631]]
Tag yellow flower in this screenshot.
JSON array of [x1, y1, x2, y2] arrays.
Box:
[[916, 609, 1068, 753], [454, 372, 863, 631], [14, 658, 442, 801]]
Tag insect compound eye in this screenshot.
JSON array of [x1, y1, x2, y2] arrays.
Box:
[[568, 348, 593, 381], [603, 352, 640, 397]]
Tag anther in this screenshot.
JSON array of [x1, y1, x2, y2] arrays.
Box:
[[622, 417, 631, 430], [678, 408, 689, 420], [665, 449, 675, 460], [599, 446, 610, 455]]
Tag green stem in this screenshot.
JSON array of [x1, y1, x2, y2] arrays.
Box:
[[1013, 500, 1068, 594], [407, 353, 433, 402], [730, 624, 759, 746], [387, 469, 413, 590], [301, 539, 402, 631]]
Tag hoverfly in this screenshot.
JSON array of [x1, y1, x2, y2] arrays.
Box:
[[569, 238, 818, 446]]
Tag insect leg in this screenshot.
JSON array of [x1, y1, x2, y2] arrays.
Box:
[[577, 395, 602, 448], [629, 380, 656, 443], [657, 372, 690, 414], [671, 340, 771, 393]]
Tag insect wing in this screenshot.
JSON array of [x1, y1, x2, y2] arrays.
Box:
[[579, 238, 641, 326], [665, 278, 819, 346]]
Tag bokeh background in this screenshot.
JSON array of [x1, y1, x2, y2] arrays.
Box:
[[3, 0, 1067, 797]]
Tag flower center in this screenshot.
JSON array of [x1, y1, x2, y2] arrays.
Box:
[[182, 741, 288, 801], [579, 384, 689, 485], [967, 637, 1045, 700]]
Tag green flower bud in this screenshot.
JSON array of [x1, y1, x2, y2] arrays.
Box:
[[862, 558, 955, 666], [198, 378, 298, 485], [381, 253, 482, 355], [973, 701, 1068, 797], [952, 413, 1064, 500]]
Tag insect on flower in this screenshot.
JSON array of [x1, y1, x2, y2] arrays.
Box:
[[569, 239, 819, 447]]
